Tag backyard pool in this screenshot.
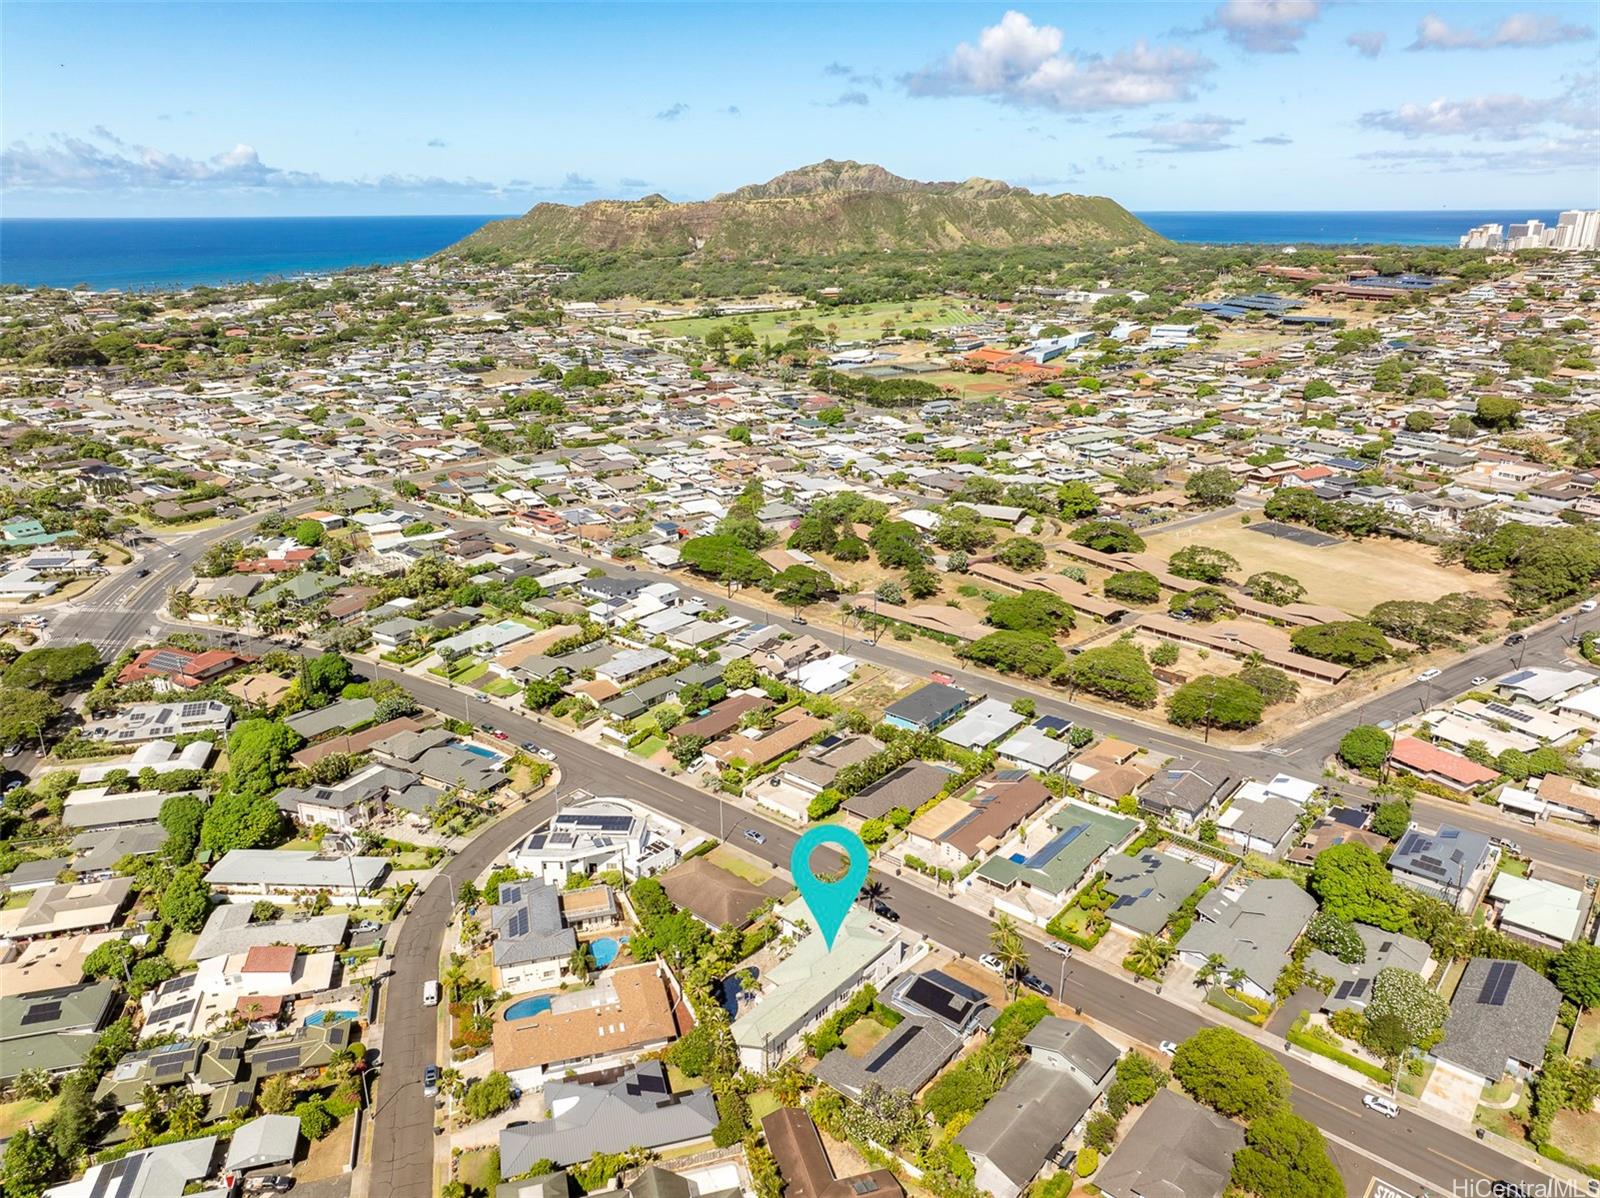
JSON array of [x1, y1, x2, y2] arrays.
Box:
[[305, 1010, 357, 1026], [504, 996, 554, 1021], [590, 936, 629, 968], [457, 741, 503, 760]]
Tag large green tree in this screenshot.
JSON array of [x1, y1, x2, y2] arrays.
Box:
[[158, 863, 213, 932], [1290, 622, 1393, 666], [959, 631, 1064, 679], [1063, 640, 1157, 708], [1309, 843, 1412, 932], [1172, 1027, 1290, 1119], [1166, 676, 1264, 730], [987, 591, 1074, 633], [1231, 1108, 1345, 1198]]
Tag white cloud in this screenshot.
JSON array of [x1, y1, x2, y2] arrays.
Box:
[[1111, 113, 1243, 152], [1408, 11, 1594, 51], [1359, 77, 1595, 139], [1204, 0, 1321, 53], [1346, 31, 1387, 58], [1357, 131, 1599, 173], [904, 10, 1213, 112], [0, 129, 579, 198]]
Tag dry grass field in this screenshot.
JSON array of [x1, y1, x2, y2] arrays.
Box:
[[1141, 515, 1505, 616]]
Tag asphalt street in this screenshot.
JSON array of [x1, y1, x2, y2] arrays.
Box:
[[31, 453, 1591, 1196]]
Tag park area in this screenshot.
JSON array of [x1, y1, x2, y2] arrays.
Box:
[[650, 298, 973, 343], [1140, 515, 1505, 616]]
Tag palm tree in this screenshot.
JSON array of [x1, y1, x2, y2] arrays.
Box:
[[1197, 953, 1227, 990], [13, 1068, 55, 1101], [442, 954, 468, 1003], [989, 913, 1030, 1000], [216, 593, 246, 628], [859, 880, 887, 910], [166, 587, 193, 619], [1126, 935, 1172, 978], [1225, 967, 1247, 993]]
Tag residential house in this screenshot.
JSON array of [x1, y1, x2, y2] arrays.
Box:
[[1175, 878, 1317, 1000], [1387, 824, 1496, 913], [508, 798, 683, 885], [881, 683, 969, 732], [972, 801, 1138, 925], [938, 698, 1025, 751], [1100, 851, 1210, 937], [490, 880, 578, 991], [499, 1062, 717, 1173], [1310, 926, 1432, 1014], [4, 877, 134, 939], [957, 1018, 1120, 1198], [843, 760, 955, 822], [206, 849, 389, 902], [492, 962, 689, 1088], [0, 981, 120, 1082], [1138, 759, 1232, 829], [1487, 873, 1589, 948], [1435, 958, 1561, 1083], [760, 1108, 903, 1198], [731, 900, 907, 1072], [1095, 1089, 1244, 1198]]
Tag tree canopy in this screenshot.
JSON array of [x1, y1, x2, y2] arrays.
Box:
[[1172, 1027, 1290, 1119], [1166, 676, 1264, 729], [1290, 621, 1393, 666], [1063, 640, 1157, 708], [1309, 843, 1412, 932]]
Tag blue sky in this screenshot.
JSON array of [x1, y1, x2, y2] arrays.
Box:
[[2, 1, 1596, 216]]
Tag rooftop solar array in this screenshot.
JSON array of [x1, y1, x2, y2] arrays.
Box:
[[1333, 977, 1371, 1001], [148, 997, 198, 1025], [1478, 960, 1516, 1007], [88, 1154, 139, 1198], [507, 908, 530, 939], [20, 999, 63, 1025], [1022, 822, 1086, 870], [251, 1047, 304, 1074], [1483, 702, 1532, 724], [179, 702, 212, 718], [560, 813, 633, 833], [901, 975, 975, 1027]]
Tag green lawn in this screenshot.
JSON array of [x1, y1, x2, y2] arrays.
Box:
[[629, 735, 667, 759], [389, 851, 437, 871], [707, 845, 773, 885], [456, 1146, 500, 1192], [165, 930, 199, 966], [0, 1096, 59, 1139], [842, 1019, 890, 1058], [649, 298, 971, 343], [1571, 1009, 1600, 1064], [749, 1090, 782, 1121], [666, 1064, 710, 1092], [455, 662, 490, 687], [1496, 857, 1529, 878], [484, 677, 520, 698]]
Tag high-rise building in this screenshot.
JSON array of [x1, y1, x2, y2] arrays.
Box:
[[1459, 211, 1600, 252]]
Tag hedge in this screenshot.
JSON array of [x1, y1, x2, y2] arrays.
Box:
[[1287, 1012, 1392, 1085]]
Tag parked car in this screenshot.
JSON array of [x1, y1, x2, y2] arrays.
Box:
[[1158, 1040, 1179, 1056], [1362, 1094, 1398, 1118], [1490, 837, 1522, 854], [742, 829, 765, 845], [1505, 633, 1526, 646], [1560, 615, 1572, 624], [979, 953, 1004, 973], [622, 564, 637, 572], [491, 729, 509, 740], [3, 744, 20, 757], [1046, 940, 1072, 957], [244, 1177, 294, 1193], [1471, 675, 1488, 686], [423, 1065, 439, 1097], [520, 741, 540, 753], [1416, 667, 1441, 682], [533, 746, 556, 761], [1017, 973, 1053, 997], [471, 692, 490, 702], [1581, 600, 1597, 613], [871, 902, 899, 922], [351, 920, 381, 933], [793, 616, 808, 625]]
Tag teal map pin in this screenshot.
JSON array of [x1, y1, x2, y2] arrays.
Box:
[[791, 825, 870, 950]]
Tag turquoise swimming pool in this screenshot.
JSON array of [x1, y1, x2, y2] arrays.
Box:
[[504, 995, 553, 1020], [305, 1010, 357, 1026], [590, 935, 629, 967]]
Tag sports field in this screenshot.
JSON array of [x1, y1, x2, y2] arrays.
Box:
[[650, 298, 972, 342], [1141, 514, 1505, 616]]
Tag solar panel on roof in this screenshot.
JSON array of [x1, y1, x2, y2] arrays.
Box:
[[147, 650, 191, 672], [20, 1000, 63, 1025], [507, 909, 529, 939], [901, 975, 974, 1027], [179, 702, 211, 718], [166, 972, 197, 993], [1350, 977, 1370, 998], [1479, 960, 1516, 1007], [1022, 822, 1086, 870], [148, 999, 197, 1025]]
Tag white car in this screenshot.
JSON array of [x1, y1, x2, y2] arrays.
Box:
[[979, 953, 1004, 974], [1158, 1040, 1179, 1056], [1471, 676, 1488, 687], [1046, 940, 1072, 956], [1362, 1094, 1399, 1118], [1416, 668, 1441, 682]]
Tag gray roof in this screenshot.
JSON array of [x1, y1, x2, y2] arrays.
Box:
[[1309, 925, 1432, 1013], [812, 1017, 961, 1100], [1436, 958, 1561, 1079], [72, 823, 169, 872], [883, 682, 969, 728], [190, 904, 348, 962], [1176, 878, 1316, 993], [1141, 760, 1230, 817], [4, 856, 72, 888], [1220, 794, 1300, 849], [285, 697, 377, 740], [207, 849, 388, 892], [1101, 852, 1210, 936], [1389, 824, 1492, 890], [955, 1059, 1101, 1190], [491, 881, 577, 966], [844, 761, 956, 821], [1096, 1089, 1245, 1198], [1022, 1017, 1121, 1083], [500, 1062, 718, 1173], [225, 1114, 301, 1170]]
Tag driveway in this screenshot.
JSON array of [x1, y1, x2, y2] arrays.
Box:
[[1419, 1059, 1486, 1124]]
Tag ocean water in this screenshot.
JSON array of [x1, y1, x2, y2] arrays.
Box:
[[1137, 210, 1566, 246], [0, 209, 1571, 291], [0, 214, 507, 291]]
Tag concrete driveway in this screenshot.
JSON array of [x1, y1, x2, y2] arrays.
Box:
[[1419, 1060, 1486, 1124]]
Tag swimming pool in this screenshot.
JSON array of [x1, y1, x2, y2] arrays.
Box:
[[590, 936, 629, 968], [504, 996, 553, 1021], [458, 741, 503, 760], [305, 1010, 357, 1026]]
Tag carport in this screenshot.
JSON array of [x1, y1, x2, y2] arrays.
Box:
[[226, 1114, 302, 1172]]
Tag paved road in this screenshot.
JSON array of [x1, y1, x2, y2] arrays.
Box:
[[355, 662, 1558, 1198], [34, 440, 1585, 1194]]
